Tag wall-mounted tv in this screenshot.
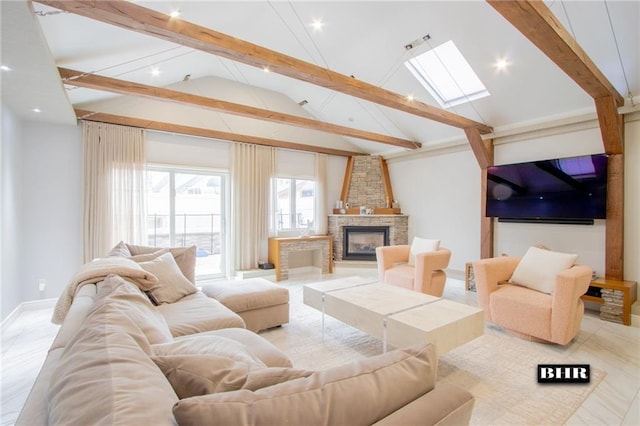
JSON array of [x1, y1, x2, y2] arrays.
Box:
[[486, 153, 608, 223]]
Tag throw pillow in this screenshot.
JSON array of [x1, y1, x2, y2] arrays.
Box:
[[152, 354, 312, 399], [173, 343, 436, 426], [408, 237, 440, 266], [509, 246, 579, 294], [151, 334, 267, 368], [137, 252, 198, 304], [106, 240, 132, 258], [127, 243, 197, 283], [130, 248, 170, 263]]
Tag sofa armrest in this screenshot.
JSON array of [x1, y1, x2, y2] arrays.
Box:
[[376, 245, 410, 281], [551, 264, 592, 344], [472, 256, 521, 316], [372, 383, 474, 426], [415, 248, 451, 274]]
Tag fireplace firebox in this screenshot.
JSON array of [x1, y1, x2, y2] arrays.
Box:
[[343, 226, 390, 260]]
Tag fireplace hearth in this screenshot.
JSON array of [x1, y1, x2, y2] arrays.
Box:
[[343, 226, 390, 260]]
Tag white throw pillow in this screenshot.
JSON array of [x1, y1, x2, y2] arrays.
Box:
[[509, 246, 578, 294], [408, 237, 440, 266]]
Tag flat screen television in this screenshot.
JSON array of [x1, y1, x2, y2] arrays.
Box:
[[486, 153, 608, 223]]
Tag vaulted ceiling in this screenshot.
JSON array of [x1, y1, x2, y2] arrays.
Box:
[[1, 1, 638, 157]]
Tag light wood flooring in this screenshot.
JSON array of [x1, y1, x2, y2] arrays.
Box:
[[1, 265, 639, 425]]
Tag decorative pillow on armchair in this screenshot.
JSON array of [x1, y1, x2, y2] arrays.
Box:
[[408, 237, 440, 266], [509, 246, 578, 294]]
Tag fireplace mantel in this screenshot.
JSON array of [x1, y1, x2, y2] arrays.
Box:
[[328, 214, 408, 261]]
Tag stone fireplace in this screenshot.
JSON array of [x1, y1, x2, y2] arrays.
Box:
[[329, 215, 408, 261], [328, 155, 408, 261]]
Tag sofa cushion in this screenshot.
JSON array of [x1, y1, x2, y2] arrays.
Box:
[[173, 343, 437, 426], [152, 354, 312, 399], [201, 278, 289, 313], [155, 292, 246, 337], [127, 243, 197, 283], [509, 246, 578, 294], [151, 334, 266, 367], [48, 278, 178, 425], [408, 237, 440, 266], [189, 328, 293, 368], [136, 252, 198, 304], [491, 284, 552, 340]]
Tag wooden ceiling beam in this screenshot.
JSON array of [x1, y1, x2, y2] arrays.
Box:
[[59, 67, 420, 150], [464, 128, 493, 169], [37, 0, 493, 135], [73, 109, 364, 157]]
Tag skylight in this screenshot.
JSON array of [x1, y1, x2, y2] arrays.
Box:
[[405, 40, 489, 108]]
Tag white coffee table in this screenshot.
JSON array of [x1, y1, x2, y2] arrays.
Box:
[[303, 278, 484, 355]]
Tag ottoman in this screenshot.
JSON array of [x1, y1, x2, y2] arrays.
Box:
[[202, 278, 289, 332]]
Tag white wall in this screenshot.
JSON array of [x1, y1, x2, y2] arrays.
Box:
[[1, 104, 23, 320], [20, 121, 83, 302], [388, 147, 481, 273]]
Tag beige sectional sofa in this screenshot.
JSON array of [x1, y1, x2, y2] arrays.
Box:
[[17, 247, 475, 425]]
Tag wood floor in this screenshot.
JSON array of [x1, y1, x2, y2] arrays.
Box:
[[1, 266, 639, 425]]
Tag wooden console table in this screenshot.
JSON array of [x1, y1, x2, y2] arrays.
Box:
[[581, 278, 637, 326], [268, 236, 333, 281]]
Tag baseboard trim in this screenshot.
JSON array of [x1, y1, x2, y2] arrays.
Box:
[[1, 298, 57, 329]]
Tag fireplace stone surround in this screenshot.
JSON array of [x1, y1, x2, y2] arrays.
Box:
[[328, 214, 408, 261]]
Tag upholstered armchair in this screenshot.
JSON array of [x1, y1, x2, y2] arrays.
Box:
[[376, 245, 451, 297], [472, 253, 592, 345]]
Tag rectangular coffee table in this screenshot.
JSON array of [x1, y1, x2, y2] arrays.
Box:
[[303, 278, 484, 356]]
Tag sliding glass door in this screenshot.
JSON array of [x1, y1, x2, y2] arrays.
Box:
[[146, 167, 227, 279]]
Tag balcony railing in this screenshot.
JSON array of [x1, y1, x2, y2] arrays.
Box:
[[147, 213, 221, 255]]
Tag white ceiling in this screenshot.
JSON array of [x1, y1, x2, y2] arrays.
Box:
[[2, 1, 638, 155]]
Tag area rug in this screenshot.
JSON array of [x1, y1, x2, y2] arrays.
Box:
[[259, 282, 605, 425]]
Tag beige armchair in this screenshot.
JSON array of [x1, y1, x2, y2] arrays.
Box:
[[375, 245, 451, 297], [472, 256, 591, 345]]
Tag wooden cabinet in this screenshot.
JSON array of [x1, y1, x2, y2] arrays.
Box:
[[581, 278, 637, 326]]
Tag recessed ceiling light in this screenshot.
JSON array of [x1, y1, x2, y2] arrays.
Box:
[[32, 108, 41, 113], [0, 65, 11, 71], [494, 58, 510, 71], [406, 94, 415, 102], [311, 19, 324, 31], [169, 9, 181, 18], [151, 67, 161, 77], [263, 66, 270, 73]]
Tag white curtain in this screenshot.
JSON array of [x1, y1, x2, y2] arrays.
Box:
[[231, 143, 275, 271], [83, 121, 146, 262], [314, 153, 328, 235]]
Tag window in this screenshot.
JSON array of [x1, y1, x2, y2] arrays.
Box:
[[146, 167, 227, 279], [405, 40, 489, 108], [275, 178, 315, 232]]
